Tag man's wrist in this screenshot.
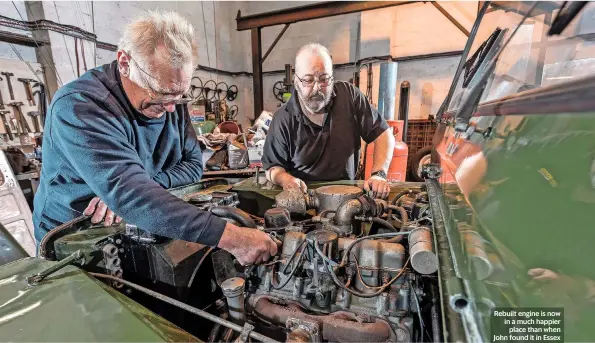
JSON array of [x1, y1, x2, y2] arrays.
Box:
[[371, 170, 387, 180], [217, 222, 239, 250], [279, 173, 296, 187]]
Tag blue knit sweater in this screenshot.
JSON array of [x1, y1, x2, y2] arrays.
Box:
[[33, 61, 226, 246]]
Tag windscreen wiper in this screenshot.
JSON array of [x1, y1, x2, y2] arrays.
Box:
[[454, 2, 540, 134], [454, 31, 505, 133], [548, 1, 588, 36], [462, 28, 503, 88]]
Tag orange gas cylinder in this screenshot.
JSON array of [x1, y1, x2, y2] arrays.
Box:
[[364, 120, 409, 182]]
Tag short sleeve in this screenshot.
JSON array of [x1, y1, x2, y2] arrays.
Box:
[[262, 112, 292, 170], [348, 83, 390, 143]]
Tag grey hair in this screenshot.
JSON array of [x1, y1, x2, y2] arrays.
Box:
[[294, 43, 333, 71], [118, 10, 198, 72]]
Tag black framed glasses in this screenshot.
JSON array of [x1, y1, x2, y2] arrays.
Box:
[[295, 74, 333, 88], [127, 54, 192, 105]]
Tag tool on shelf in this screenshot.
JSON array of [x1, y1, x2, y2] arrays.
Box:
[[17, 78, 37, 107], [1, 72, 15, 100], [8, 102, 31, 134], [0, 110, 13, 141], [27, 111, 41, 132]]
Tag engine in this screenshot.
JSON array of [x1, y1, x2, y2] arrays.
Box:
[[42, 184, 440, 343], [213, 185, 439, 343]]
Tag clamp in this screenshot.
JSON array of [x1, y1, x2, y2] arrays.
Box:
[[233, 323, 254, 343]]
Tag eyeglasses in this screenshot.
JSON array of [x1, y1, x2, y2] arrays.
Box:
[[295, 74, 333, 88], [127, 54, 192, 105]]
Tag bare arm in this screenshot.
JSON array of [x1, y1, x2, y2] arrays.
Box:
[[371, 128, 395, 174], [363, 128, 395, 199]]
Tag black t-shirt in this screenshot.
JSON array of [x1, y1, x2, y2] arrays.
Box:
[[262, 81, 389, 181]]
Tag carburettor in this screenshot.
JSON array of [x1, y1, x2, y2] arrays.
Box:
[[240, 186, 429, 342]]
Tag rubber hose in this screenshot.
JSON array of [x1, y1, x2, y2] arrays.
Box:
[[387, 190, 411, 218], [210, 206, 256, 228], [371, 217, 397, 232]]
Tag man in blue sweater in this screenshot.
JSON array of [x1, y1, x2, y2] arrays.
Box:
[[33, 10, 277, 265]]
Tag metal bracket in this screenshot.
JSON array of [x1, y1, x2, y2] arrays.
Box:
[[26, 250, 84, 286], [421, 163, 442, 180], [234, 323, 254, 343], [286, 318, 320, 342]]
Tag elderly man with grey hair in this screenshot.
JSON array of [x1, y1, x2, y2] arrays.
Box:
[[33, 11, 277, 265], [263, 43, 395, 199]]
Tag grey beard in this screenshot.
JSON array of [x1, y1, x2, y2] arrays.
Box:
[[298, 92, 329, 114], [305, 99, 326, 113]]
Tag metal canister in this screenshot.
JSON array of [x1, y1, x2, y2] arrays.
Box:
[[408, 226, 438, 274], [221, 277, 246, 321], [460, 228, 493, 280]]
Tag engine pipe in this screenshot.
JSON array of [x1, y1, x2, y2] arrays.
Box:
[[334, 199, 363, 226], [372, 217, 397, 232], [248, 296, 394, 343], [210, 206, 257, 228], [333, 197, 388, 235]]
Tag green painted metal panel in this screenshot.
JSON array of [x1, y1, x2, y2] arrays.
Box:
[[0, 258, 199, 342]]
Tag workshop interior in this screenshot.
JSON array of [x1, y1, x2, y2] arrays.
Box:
[[2, 1, 595, 342]]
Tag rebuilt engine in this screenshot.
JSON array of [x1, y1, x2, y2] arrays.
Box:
[[43, 184, 440, 343], [213, 185, 438, 343]]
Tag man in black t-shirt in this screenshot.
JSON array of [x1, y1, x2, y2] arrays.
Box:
[[262, 43, 395, 199]]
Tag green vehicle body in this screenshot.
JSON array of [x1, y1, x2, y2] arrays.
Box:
[[0, 258, 198, 342], [2, 1, 595, 342]]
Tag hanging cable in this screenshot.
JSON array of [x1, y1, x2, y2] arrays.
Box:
[[72, 1, 88, 72], [8, 43, 42, 84], [272, 241, 307, 290], [10, 1, 63, 86], [315, 238, 410, 298]]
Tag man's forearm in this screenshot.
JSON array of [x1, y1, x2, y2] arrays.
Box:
[[266, 166, 292, 186], [153, 158, 203, 189], [371, 128, 395, 174]]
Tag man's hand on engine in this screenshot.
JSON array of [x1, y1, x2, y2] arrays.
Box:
[[84, 197, 123, 226], [281, 175, 307, 193], [218, 223, 279, 265], [364, 175, 391, 199]]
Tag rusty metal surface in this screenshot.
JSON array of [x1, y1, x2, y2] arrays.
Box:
[[314, 185, 362, 213], [281, 231, 306, 258], [339, 237, 406, 273], [333, 199, 362, 224], [286, 318, 319, 342], [249, 295, 394, 343], [274, 190, 308, 214]]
